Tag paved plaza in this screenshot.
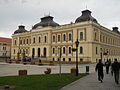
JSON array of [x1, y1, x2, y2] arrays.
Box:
[[0, 62, 120, 90], [0, 62, 95, 76]]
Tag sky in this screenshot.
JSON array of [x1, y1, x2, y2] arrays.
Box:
[[0, 0, 120, 38]]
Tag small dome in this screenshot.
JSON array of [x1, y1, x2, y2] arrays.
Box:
[[32, 16, 59, 29], [14, 25, 28, 34], [75, 10, 98, 23]]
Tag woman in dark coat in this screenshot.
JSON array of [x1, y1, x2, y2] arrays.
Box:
[[105, 59, 111, 74], [95, 59, 104, 83]]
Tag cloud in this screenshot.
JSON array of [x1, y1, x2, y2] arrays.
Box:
[[0, 0, 27, 4], [21, 0, 27, 4], [0, 0, 120, 38]]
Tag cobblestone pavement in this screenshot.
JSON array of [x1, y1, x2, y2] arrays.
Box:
[[60, 72, 120, 90]]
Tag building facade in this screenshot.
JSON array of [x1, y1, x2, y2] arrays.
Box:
[[0, 37, 12, 59], [11, 10, 120, 62]]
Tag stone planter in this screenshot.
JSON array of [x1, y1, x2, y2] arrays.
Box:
[[30, 62, 35, 65], [71, 68, 76, 73], [18, 70, 27, 76], [9, 61, 12, 64], [49, 61, 54, 66], [23, 62, 27, 65], [16, 61, 20, 64]]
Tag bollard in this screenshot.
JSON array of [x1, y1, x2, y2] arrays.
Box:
[[86, 66, 89, 73], [71, 68, 77, 74]]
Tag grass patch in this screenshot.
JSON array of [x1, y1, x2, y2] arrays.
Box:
[[0, 73, 88, 90]]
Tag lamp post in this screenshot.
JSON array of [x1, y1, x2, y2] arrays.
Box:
[[106, 50, 109, 60], [17, 52, 20, 61], [100, 48, 103, 61], [75, 39, 79, 76], [59, 48, 62, 75], [100, 51, 102, 60], [103, 50, 109, 61], [5, 51, 7, 62]]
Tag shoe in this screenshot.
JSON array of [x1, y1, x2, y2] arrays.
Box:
[[100, 80, 103, 83], [116, 81, 119, 84]]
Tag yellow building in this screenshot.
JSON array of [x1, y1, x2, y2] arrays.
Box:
[[11, 10, 120, 62]]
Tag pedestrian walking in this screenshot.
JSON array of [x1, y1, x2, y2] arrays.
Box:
[[111, 59, 120, 84], [105, 59, 111, 74], [95, 59, 104, 83]]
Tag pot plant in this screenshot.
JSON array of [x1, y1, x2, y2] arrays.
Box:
[[44, 68, 51, 74]]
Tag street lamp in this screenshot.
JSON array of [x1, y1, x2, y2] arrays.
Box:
[[17, 52, 20, 61], [58, 48, 62, 75], [103, 50, 109, 61], [5, 51, 7, 62], [100, 48, 103, 61], [75, 39, 79, 76]]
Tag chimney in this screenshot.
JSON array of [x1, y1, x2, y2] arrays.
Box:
[[19, 25, 25, 29], [112, 27, 119, 34]]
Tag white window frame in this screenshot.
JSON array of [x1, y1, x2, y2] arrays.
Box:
[[57, 34, 61, 43], [68, 32, 72, 42], [62, 33, 66, 43]]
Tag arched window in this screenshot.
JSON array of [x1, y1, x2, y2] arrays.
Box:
[[69, 47, 72, 54], [32, 48, 35, 58], [63, 34, 66, 41], [53, 48, 55, 54], [45, 36, 47, 43], [30, 39, 31, 44], [27, 39, 28, 44], [53, 35, 55, 42], [43, 48, 47, 57], [53, 58, 55, 61], [14, 40, 16, 45], [14, 49, 15, 54], [96, 47, 98, 54], [63, 58, 65, 61], [80, 46, 83, 54], [100, 35, 102, 42], [58, 35, 60, 42], [69, 33, 72, 41], [80, 58, 83, 62], [38, 48, 40, 57], [20, 49, 21, 54], [33, 37, 35, 43], [80, 32, 83, 40], [63, 47, 66, 54], [103, 36, 105, 42], [26, 49, 28, 54], [69, 58, 71, 62], [94, 32, 97, 41], [39, 37, 41, 43], [24, 39, 25, 44], [20, 40, 22, 44]]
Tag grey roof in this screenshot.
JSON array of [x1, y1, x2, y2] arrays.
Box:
[[75, 10, 98, 23], [14, 25, 28, 34], [32, 16, 59, 29]]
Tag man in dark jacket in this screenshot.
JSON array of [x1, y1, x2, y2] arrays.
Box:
[[95, 59, 104, 83], [111, 59, 120, 84]]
